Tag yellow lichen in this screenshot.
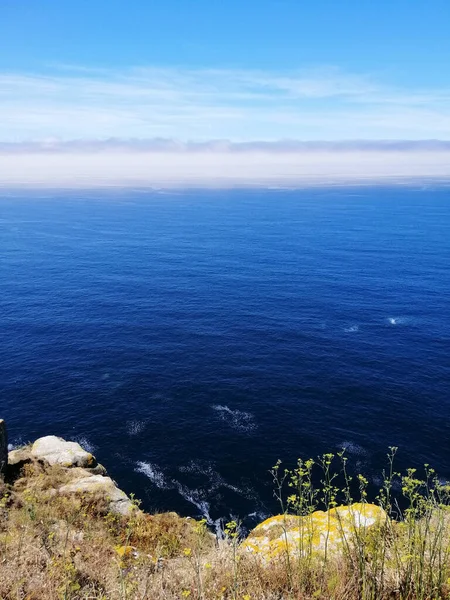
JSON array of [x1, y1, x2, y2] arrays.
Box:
[[242, 503, 387, 561]]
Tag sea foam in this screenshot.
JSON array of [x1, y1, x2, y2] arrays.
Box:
[[212, 404, 257, 432], [127, 420, 146, 436]]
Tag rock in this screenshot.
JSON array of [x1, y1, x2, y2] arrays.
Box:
[[83, 463, 108, 476], [51, 519, 85, 545], [243, 503, 387, 562], [7, 447, 33, 480], [8, 447, 32, 467], [31, 436, 97, 468], [58, 474, 136, 516], [9, 434, 135, 516], [0, 420, 7, 479]]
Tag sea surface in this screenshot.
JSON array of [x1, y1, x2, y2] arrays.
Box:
[[1, 186, 450, 528]]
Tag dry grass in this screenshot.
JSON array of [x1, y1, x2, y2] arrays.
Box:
[[1, 451, 450, 599]]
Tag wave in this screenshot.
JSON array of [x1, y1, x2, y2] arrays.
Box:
[[387, 317, 407, 326], [175, 483, 212, 525], [212, 404, 257, 433], [136, 459, 256, 532], [339, 441, 367, 457], [247, 510, 270, 523], [178, 460, 251, 497], [135, 460, 212, 522], [344, 324, 359, 333], [135, 461, 169, 489], [7, 436, 25, 452], [72, 436, 97, 454], [127, 419, 146, 436], [178, 459, 217, 477]]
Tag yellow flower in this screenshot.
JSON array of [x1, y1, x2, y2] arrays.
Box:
[[183, 547, 192, 557], [181, 591, 191, 598], [204, 562, 212, 569], [115, 545, 134, 558], [243, 595, 251, 600]]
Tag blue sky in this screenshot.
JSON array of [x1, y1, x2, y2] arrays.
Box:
[[1, 0, 450, 142], [1, 0, 449, 84]]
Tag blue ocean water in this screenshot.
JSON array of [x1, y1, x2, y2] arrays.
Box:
[[1, 186, 450, 526]]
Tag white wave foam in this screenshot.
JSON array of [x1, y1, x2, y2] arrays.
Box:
[[388, 317, 407, 326], [73, 436, 97, 453], [137, 458, 254, 527], [339, 441, 367, 457], [344, 324, 359, 332], [135, 461, 213, 522], [175, 483, 212, 523], [247, 510, 270, 522], [212, 404, 257, 432], [127, 420, 146, 436], [135, 461, 169, 489], [178, 460, 249, 497], [7, 437, 23, 452], [178, 459, 215, 476]]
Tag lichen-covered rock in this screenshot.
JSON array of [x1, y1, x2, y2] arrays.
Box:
[[243, 503, 387, 562], [58, 473, 136, 516], [0, 420, 7, 478], [8, 447, 32, 467], [7, 447, 33, 480], [31, 436, 96, 468], [83, 463, 108, 476], [27, 436, 134, 515]]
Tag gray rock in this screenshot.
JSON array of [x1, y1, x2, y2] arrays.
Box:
[[51, 520, 85, 545], [58, 474, 136, 516], [31, 436, 97, 468], [0, 420, 7, 478], [8, 447, 32, 467], [84, 463, 108, 476]]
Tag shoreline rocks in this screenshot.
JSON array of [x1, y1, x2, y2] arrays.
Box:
[[31, 435, 97, 468], [1, 422, 390, 556], [5, 429, 137, 516], [58, 473, 136, 515]]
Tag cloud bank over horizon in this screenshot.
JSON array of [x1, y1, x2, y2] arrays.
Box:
[[2, 139, 450, 154], [1, 140, 450, 189]]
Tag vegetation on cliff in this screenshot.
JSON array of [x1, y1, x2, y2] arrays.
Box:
[[1, 435, 450, 599]]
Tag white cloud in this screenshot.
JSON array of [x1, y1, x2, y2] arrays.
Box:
[[1, 65, 450, 141]]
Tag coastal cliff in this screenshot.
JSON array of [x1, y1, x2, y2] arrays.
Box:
[[1, 421, 450, 599]]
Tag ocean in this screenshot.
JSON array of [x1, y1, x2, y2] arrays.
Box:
[[1, 186, 449, 528]]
